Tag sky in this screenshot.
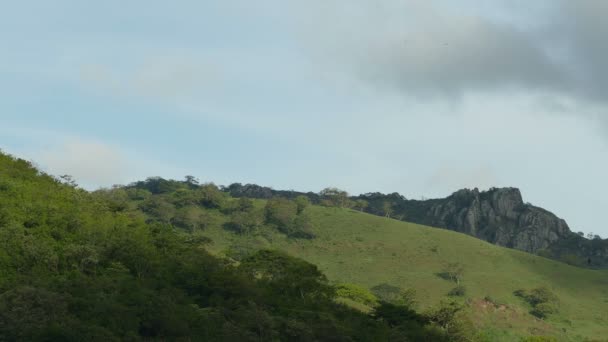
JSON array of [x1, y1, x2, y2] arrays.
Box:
[[1, 0, 608, 237]]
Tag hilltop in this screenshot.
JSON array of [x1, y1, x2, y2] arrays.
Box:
[[225, 183, 608, 268], [123, 176, 608, 340]]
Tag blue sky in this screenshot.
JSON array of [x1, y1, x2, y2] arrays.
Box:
[[2, 0, 608, 237]]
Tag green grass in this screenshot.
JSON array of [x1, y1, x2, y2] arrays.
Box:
[[203, 204, 608, 341]]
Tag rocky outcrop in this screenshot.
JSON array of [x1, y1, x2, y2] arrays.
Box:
[[421, 188, 570, 253]]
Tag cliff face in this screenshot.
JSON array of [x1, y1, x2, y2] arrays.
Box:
[[421, 188, 571, 253], [357, 187, 607, 267]]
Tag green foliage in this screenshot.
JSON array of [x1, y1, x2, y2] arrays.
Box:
[[202, 197, 608, 341], [197, 183, 226, 209], [335, 283, 378, 306], [294, 195, 310, 214], [448, 285, 467, 297], [514, 287, 559, 319], [370, 283, 417, 307], [371, 283, 403, 302], [426, 301, 477, 341], [0, 151, 445, 341], [319, 187, 352, 208], [440, 262, 465, 284], [264, 197, 314, 238], [239, 250, 334, 300], [531, 302, 558, 319], [225, 208, 264, 235], [264, 197, 298, 228], [354, 199, 369, 211], [173, 206, 206, 232]]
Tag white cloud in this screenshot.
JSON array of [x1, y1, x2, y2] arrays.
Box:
[[36, 138, 130, 188]]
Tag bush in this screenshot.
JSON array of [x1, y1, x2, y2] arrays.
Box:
[[514, 287, 559, 319], [371, 284, 416, 307], [531, 302, 558, 319], [371, 283, 402, 302], [335, 283, 378, 306], [527, 287, 558, 306], [448, 285, 466, 297]]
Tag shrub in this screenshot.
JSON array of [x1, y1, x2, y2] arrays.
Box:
[[335, 283, 378, 306], [527, 287, 558, 306], [514, 286, 559, 319], [371, 283, 401, 302], [448, 285, 466, 297], [531, 302, 558, 319], [371, 284, 416, 307]]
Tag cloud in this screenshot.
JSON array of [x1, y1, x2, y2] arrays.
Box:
[[36, 138, 130, 188], [551, 1, 608, 102], [293, 0, 608, 106]]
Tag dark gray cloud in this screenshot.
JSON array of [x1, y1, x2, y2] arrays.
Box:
[[553, 1, 608, 102], [360, 15, 568, 98], [301, 1, 608, 104]]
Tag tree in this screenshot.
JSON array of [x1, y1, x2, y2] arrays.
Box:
[[294, 195, 310, 214], [354, 199, 368, 212], [427, 301, 475, 341], [239, 250, 333, 300], [264, 198, 297, 229], [184, 175, 199, 187], [382, 201, 393, 218], [236, 197, 254, 212], [319, 187, 350, 208], [173, 206, 205, 232], [447, 285, 466, 297], [290, 213, 315, 239], [514, 286, 559, 319], [59, 174, 78, 187], [442, 263, 464, 285], [225, 209, 264, 235], [197, 183, 226, 209], [139, 196, 176, 223]]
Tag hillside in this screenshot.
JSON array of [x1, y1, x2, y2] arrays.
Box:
[[2, 150, 608, 341], [0, 151, 453, 341], [201, 205, 608, 341], [225, 184, 608, 268]]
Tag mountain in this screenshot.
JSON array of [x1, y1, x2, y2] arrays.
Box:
[[200, 201, 608, 341], [3, 149, 608, 340], [224, 183, 608, 268], [126, 178, 608, 340], [357, 187, 608, 268]]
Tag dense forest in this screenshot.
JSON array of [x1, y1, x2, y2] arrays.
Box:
[[0, 151, 482, 341]]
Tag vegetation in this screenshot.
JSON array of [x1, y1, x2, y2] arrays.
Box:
[[2, 150, 608, 341], [201, 202, 608, 341], [0, 151, 468, 341], [514, 287, 560, 319], [335, 283, 378, 307], [448, 285, 467, 297]]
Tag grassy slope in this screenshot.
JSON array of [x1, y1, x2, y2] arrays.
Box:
[[204, 204, 608, 341]]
